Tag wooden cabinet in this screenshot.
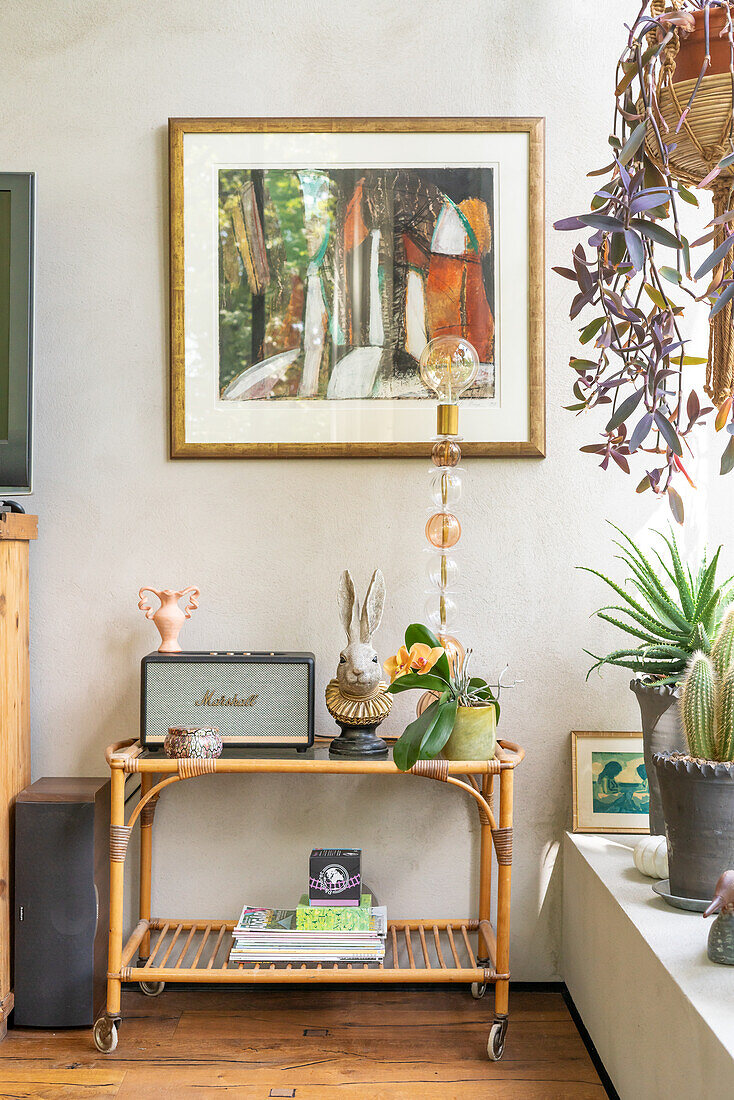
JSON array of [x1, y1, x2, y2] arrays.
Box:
[[0, 512, 36, 1039]]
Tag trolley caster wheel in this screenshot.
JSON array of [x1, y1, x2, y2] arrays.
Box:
[[487, 1016, 508, 1062], [93, 1016, 119, 1053], [139, 980, 165, 996], [471, 982, 487, 999]]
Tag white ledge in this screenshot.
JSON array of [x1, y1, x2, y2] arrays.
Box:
[[563, 832, 734, 1100]]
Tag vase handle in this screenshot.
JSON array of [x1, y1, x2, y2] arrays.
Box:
[[180, 586, 200, 620], [138, 587, 162, 621]]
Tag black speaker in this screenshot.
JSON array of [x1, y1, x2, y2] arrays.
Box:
[[140, 651, 315, 749], [13, 778, 110, 1027]]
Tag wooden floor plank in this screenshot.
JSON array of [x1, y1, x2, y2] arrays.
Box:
[[116, 1080, 603, 1100], [0, 1065, 124, 1098], [0, 987, 606, 1100]]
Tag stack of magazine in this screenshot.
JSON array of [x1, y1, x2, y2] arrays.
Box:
[[229, 894, 387, 964]]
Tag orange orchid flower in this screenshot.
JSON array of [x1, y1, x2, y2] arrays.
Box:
[[384, 645, 412, 683], [407, 643, 445, 675]]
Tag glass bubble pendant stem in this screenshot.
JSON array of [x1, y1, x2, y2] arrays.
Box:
[[419, 336, 479, 671]]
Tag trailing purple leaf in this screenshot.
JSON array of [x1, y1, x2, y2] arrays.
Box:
[[630, 412, 654, 452], [694, 234, 734, 281], [554, 216, 587, 231], [721, 435, 734, 475], [630, 219, 682, 249], [606, 387, 645, 432], [624, 229, 645, 272], [709, 282, 734, 319], [653, 411, 683, 456]]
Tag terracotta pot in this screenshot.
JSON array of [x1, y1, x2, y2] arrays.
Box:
[[630, 679, 686, 836], [442, 704, 496, 761], [653, 752, 734, 901], [672, 7, 733, 84]]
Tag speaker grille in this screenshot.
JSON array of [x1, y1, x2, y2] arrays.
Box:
[[143, 658, 312, 745]]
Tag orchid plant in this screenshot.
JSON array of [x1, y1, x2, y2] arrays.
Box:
[[384, 624, 500, 771], [555, 0, 734, 523]]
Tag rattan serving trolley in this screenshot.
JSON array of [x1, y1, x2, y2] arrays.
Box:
[[94, 737, 524, 1061]]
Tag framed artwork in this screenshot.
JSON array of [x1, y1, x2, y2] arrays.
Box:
[[571, 731, 650, 835], [169, 117, 545, 458]]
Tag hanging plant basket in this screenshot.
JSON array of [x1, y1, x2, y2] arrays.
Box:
[[554, 0, 734, 520], [646, 5, 734, 405]]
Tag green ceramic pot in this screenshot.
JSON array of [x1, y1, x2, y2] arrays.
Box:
[[442, 704, 497, 761]]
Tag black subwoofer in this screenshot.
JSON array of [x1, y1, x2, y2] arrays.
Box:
[[13, 778, 110, 1027]]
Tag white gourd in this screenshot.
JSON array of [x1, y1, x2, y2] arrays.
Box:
[[633, 835, 668, 879]]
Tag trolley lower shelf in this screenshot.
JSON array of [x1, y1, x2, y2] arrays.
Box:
[[119, 916, 502, 985]]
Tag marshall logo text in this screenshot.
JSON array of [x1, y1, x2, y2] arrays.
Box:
[[194, 690, 259, 707]]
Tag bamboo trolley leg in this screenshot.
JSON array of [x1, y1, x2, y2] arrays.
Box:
[[478, 773, 493, 945], [489, 767, 513, 1061], [471, 774, 493, 1001], [136, 774, 165, 996], [93, 765, 128, 1052], [139, 772, 153, 961]]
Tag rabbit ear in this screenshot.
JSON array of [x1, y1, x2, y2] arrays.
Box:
[[338, 570, 358, 642], [360, 569, 385, 642]]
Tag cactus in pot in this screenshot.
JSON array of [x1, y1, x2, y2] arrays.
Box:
[[681, 610, 734, 763], [682, 653, 717, 761], [654, 609, 734, 902]]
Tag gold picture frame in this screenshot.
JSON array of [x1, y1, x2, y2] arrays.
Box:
[[571, 731, 650, 835], [169, 117, 545, 459]]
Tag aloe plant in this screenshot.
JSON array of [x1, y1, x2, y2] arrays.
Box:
[[582, 524, 734, 686], [680, 607, 734, 761]]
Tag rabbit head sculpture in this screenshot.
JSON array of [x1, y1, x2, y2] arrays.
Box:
[[336, 569, 386, 698]]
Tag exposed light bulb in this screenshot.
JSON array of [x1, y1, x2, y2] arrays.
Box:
[[419, 336, 479, 405]]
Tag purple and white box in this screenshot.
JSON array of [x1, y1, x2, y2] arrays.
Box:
[[309, 848, 361, 906]]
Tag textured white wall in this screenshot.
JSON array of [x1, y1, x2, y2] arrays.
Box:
[[3, 0, 732, 979]]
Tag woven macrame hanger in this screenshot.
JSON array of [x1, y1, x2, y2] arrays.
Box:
[[648, 0, 734, 403]]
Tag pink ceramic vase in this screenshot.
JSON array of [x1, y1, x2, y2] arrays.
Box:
[[138, 586, 200, 653]]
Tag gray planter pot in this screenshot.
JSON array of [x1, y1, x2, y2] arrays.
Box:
[[653, 752, 734, 901], [630, 679, 685, 835]]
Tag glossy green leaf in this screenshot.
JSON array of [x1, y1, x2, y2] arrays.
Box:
[[579, 317, 606, 344], [392, 700, 441, 772], [677, 184, 698, 206], [420, 698, 458, 757], [660, 266, 682, 285], [387, 672, 450, 695], [644, 283, 670, 310], [618, 121, 647, 166]]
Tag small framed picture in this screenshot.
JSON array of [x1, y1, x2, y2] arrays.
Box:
[[571, 731, 649, 834]]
